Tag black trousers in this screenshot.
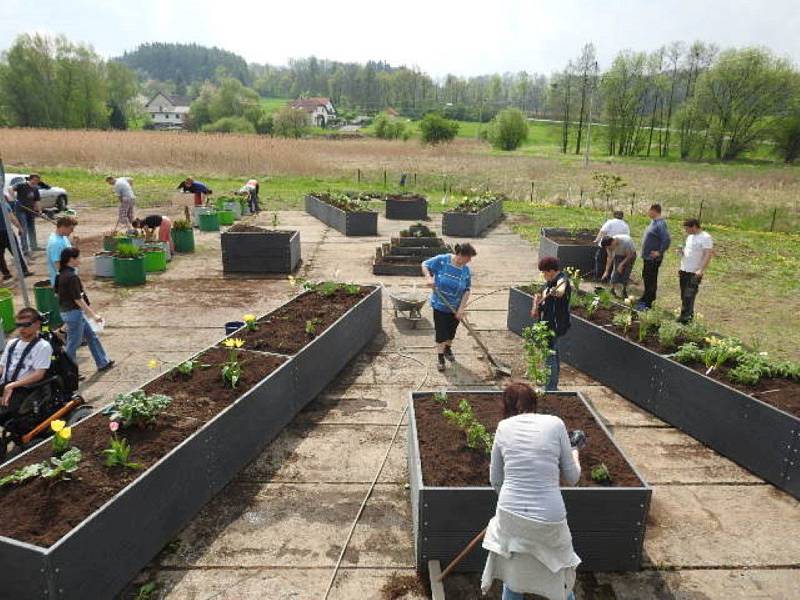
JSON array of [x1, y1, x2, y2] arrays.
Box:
[[678, 270, 702, 322], [639, 259, 663, 307], [0, 230, 28, 277], [433, 309, 459, 344]]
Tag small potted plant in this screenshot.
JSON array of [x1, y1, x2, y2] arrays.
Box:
[[172, 219, 195, 253], [113, 243, 146, 286], [103, 231, 131, 252], [198, 209, 220, 232], [142, 244, 167, 273]]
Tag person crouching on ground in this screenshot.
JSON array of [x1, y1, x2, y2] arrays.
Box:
[[600, 233, 637, 298], [132, 215, 174, 252], [593, 210, 629, 280], [421, 243, 476, 372], [0, 308, 53, 426], [55, 247, 115, 374], [481, 382, 582, 600], [530, 257, 572, 391]]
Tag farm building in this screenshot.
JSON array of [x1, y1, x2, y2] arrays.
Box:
[[290, 97, 337, 127], [145, 92, 192, 129]]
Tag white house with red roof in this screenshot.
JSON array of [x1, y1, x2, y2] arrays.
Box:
[[290, 97, 336, 127]]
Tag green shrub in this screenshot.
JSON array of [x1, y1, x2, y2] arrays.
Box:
[[172, 219, 191, 231], [256, 114, 274, 135], [487, 108, 529, 150], [201, 116, 256, 134], [418, 113, 459, 144], [115, 243, 142, 259], [273, 106, 309, 138]]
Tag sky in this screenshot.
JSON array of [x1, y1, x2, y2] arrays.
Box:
[[3, 0, 799, 77]]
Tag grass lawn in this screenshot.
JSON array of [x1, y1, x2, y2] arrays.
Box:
[[260, 97, 293, 115]]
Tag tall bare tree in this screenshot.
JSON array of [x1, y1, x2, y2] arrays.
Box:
[[574, 44, 597, 154]]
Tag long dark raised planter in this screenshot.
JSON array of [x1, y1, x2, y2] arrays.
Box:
[[507, 287, 800, 499], [221, 229, 301, 274], [540, 228, 598, 276], [305, 194, 377, 236], [386, 195, 428, 220], [441, 200, 504, 238], [0, 287, 382, 600], [408, 390, 651, 573]]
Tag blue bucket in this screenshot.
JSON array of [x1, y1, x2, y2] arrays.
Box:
[[225, 321, 246, 335]]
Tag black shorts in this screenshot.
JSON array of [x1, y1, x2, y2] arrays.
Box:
[[433, 309, 460, 343]]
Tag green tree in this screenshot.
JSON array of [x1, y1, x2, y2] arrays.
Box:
[[201, 116, 256, 133], [373, 113, 407, 140], [0, 34, 59, 127], [106, 61, 139, 129], [487, 108, 529, 150], [273, 106, 309, 138], [418, 113, 459, 144], [188, 78, 264, 130]]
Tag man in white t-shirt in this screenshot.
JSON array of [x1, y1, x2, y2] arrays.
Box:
[[677, 218, 714, 323], [106, 176, 136, 230], [593, 211, 629, 278], [0, 308, 53, 426]]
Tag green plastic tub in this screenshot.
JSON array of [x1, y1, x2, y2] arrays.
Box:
[[173, 228, 195, 253], [143, 248, 167, 272], [33, 280, 63, 328], [113, 256, 146, 286], [0, 288, 15, 333], [217, 210, 235, 226], [103, 236, 131, 252], [198, 212, 220, 232]]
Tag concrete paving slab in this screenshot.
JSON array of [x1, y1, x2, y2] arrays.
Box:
[[299, 391, 408, 426], [644, 485, 800, 567], [613, 428, 762, 485], [571, 385, 667, 428]]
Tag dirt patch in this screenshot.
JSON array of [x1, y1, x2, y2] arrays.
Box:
[[0, 347, 285, 547], [227, 224, 295, 234], [414, 393, 643, 488], [381, 572, 428, 600], [386, 194, 426, 202], [235, 287, 372, 355]]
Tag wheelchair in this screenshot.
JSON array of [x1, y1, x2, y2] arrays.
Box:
[[0, 314, 92, 464]]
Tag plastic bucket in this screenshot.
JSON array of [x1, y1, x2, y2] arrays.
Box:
[[192, 206, 212, 227], [94, 253, 115, 277], [143, 248, 167, 272], [223, 201, 242, 219], [130, 237, 146, 248], [198, 212, 220, 232], [217, 210, 235, 226], [0, 288, 15, 334], [113, 256, 146, 286], [173, 228, 195, 253], [33, 280, 63, 328], [225, 321, 245, 335]]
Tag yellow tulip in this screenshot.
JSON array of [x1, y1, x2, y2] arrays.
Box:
[[51, 419, 66, 433], [243, 314, 256, 323], [233, 338, 244, 348], [148, 359, 158, 369], [58, 427, 72, 440], [223, 338, 244, 349]]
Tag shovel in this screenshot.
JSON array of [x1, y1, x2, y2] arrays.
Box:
[[434, 289, 512, 378]]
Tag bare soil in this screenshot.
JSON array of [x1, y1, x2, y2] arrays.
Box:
[[0, 347, 285, 547], [226, 224, 295, 234], [545, 234, 597, 246], [414, 393, 643, 488], [234, 287, 372, 355]]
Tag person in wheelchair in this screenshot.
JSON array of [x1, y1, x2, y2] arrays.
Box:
[[0, 308, 53, 428]]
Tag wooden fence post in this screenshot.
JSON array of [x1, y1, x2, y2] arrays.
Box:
[[770, 207, 778, 232], [357, 168, 361, 183]]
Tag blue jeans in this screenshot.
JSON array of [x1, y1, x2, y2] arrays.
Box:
[[60, 309, 111, 369], [502, 584, 575, 600], [14, 207, 39, 252], [248, 191, 260, 213], [545, 336, 560, 391]]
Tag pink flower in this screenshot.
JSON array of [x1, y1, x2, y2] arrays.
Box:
[[109, 421, 120, 432]]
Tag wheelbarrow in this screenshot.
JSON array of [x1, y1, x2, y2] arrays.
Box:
[[389, 290, 428, 328]]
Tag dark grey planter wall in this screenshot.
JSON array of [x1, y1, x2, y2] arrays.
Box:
[[0, 287, 383, 600], [221, 230, 301, 274], [540, 228, 598, 276], [305, 195, 378, 236], [409, 390, 651, 573], [386, 196, 428, 220], [441, 200, 504, 237], [507, 286, 800, 499]]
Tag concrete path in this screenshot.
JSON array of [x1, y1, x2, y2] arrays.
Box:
[[13, 206, 797, 599]]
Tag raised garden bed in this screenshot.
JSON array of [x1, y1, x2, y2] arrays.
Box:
[[385, 194, 428, 220], [373, 224, 450, 276], [305, 193, 378, 236], [507, 286, 800, 499], [540, 228, 598, 277], [442, 198, 504, 238], [221, 224, 301, 274], [409, 390, 651, 573], [0, 285, 382, 600]]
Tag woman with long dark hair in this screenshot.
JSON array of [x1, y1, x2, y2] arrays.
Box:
[[55, 247, 114, 373], [481, 382, 583, 600]]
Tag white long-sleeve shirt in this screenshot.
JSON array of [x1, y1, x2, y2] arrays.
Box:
[[490, 413, 580, 523]]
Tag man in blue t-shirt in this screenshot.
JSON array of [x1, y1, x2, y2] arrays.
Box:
[[178, 177, 212, 206], [47, 216, 78, 285], [421, 243, 477, 371]]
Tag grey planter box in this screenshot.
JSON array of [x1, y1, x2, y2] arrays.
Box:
[[305, 194, 378, 236], [408, 390, 651, 573], [507, 286, 800, 500], [392, 236, 446, 248], [373, 260, 424, 276], [221, 230, 301, 274], [441, 200, 504, 238], [540, 228, 599, 277], [386, 196, 428, 220], [0, 287, 383, 600]]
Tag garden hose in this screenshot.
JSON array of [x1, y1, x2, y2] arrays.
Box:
[[321, 351, 430, 600]]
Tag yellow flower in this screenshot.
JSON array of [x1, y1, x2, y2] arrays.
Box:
[[223, 338, 245, 349], [58, 427, 71, 440], [51, 419, 66, 433], [287, 275, 297, 287], [148, 359, 158, 369], [243, 314, 256, 323]]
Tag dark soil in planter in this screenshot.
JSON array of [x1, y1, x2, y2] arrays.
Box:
[[415, 393, 642, 488], [386, 194, 425, 202], [0, 347, 285, 547], [227, 224, 295, 234], [545, 234, 597, 246], [235, 287, 372, 355]]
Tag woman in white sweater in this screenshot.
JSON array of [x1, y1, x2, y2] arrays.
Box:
[[482, 382, 583, 600]]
